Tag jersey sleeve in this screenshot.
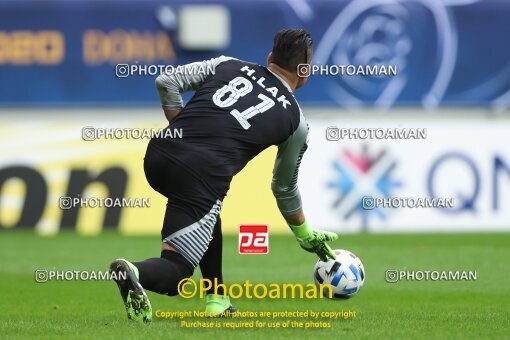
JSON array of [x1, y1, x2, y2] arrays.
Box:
[[155, 55, 233, 110], [271, 116, 309, 216]]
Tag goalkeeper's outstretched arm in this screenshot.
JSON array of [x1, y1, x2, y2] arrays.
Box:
[[271, 115, 338, 261]]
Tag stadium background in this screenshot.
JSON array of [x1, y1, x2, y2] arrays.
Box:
[[1, 0, 509, 236], [1, 1, 510, 338]]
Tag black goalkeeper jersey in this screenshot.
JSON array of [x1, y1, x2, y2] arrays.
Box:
[[152, 56, 308, 214]]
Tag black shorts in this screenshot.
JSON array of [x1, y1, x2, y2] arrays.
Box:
[[144, 142, 222, 268]]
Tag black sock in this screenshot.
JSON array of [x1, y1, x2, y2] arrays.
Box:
[[199, 217, 225, 296], [133, 250, 193, 296]]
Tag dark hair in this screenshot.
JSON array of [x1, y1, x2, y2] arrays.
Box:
[[271, 29, 313, 73]]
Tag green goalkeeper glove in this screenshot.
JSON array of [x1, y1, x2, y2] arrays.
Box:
[[289, 221, 338, 261]]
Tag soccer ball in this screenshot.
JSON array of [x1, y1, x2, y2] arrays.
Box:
[[313, 249, 365, 299]]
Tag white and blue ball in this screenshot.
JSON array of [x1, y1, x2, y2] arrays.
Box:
[[313, 249, 365, 299]]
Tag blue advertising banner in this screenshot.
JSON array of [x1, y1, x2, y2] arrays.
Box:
[[0, 0, 509, 108]]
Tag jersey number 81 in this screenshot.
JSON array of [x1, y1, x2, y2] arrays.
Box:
[[212, 76, 275, 130]]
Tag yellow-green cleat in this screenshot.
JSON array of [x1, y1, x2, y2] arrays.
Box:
[[205, 294, 237, 318], [109, 259, 152, 323]]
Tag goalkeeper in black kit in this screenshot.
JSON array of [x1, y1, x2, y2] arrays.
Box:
[[109, 29, 338, 322]]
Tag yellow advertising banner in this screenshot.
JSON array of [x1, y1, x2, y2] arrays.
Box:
[[0, 111, 288, 235]]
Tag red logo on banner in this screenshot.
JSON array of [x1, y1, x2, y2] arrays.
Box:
[[238, 225, 269, 254]]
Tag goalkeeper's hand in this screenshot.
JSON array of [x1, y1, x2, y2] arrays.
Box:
[[289, 221, 338, 261]]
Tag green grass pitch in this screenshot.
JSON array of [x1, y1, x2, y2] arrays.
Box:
[[0, 231, 509, 339]]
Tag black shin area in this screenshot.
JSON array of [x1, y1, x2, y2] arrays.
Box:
[[199, 217, 225, 295], [133, 250, 194, 296]]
